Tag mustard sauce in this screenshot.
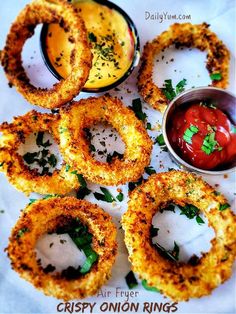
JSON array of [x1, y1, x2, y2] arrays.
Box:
[[45, 0, 135, 89]]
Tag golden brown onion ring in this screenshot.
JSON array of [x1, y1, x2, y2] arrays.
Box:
[[138, 23, 230, 112], [0, 110, 79, 195], [58, 96, 152, 186], [122, 171, 236, 301], [7, 196, 117, 300], [0, 0, 92, 109]]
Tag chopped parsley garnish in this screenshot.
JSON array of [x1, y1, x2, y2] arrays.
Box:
[[145, 166, 156, 175], [155, 241, 180, 262], [201, 132, 221, 155], [36, 132, 52, 148], [160, 203, 175, 213], [51, 109, 59, 114], [196, 216, 205, 225], [56, 218, 98, 276], [73, 173, 91, 200], [125, 271, 138, 289], [65, 164, 71, 172], [106, 151, 123, 163], [43, 194, 60, 200], [175, 78, 187, 94], [23, 150, 57, 175], [179, 204, 205, 225], [76, 187, 91, 200], [48, 154, 57, 167], [116, 192, 124, 202], [210, 72, 222, 81], [146, 122, 152, 130], [94, 187, 115, 203], [23, 152, 38, 164], [150, 226, 159, 237], [155, 134, 165, 146], [128, 176, 143, 191], [68, 167, 91, 199], [22, 132, 58, 175], [200, 100, 217, 109], [142, 280, 160, 292], [59, 126, 68, 134], [43, 264, 56, 274], [29, 198, 37, 205], [80, 246, 98, 274], [88, 32, 97, 43], [130, 98, 147, 122], [61, 266, 81, 279], [76, 173, 87, 188], [162, 78, 187, 101], [0, 162, 5, 167], [219, 203, 230, 211], [183, 125, 199, 144], [17, 227, 29, 238]]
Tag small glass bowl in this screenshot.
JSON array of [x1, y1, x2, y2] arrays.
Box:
[[40, 0, 140, 93], [162, 87, 236, 175]]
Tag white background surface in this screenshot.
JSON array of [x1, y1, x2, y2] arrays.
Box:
[[0, 0, 235, 313]]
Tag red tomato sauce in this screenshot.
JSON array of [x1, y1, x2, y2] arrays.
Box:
[[168, 103, 236, 170]]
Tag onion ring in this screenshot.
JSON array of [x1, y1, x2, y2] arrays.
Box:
[[137, 23, 230, 113], [58, 96, 152, 185], [7, 196, 117, 300], [121, 171, 236, 301], [0, 110, 79, 196], [0, 0, 92, 109]]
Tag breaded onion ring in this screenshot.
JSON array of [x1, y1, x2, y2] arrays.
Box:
[[0, 111, 79, 196], [0, 0, 92, 109], [58, 96, 152, 186], [122, 171, 236, 301], [138, 23, 230, 112], [7, 197, 117, 300]]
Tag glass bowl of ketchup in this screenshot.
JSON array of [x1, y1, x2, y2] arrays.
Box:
[[162, 87, 236, 175]]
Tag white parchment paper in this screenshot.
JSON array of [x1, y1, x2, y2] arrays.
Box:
[[0, 1, 235, 313]]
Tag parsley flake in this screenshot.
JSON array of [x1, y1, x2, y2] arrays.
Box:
[[130, 98, 147, 122], [201, 132, 220, 155], [17, 227, 29, 238], [210, 72, 222, 81], [183, 125, 199, 144], [125, 271, 138, 289], [94, 187, 115, 203], [142, 280, 160, 292], [219, 203, 230, 211], [155, 134, 165, 146], [162, 78, 187, 101], [116, 192, 124, 202], [145, 166, 156, 175]]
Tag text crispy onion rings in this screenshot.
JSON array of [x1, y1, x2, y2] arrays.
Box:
[[0, 0, 92, 109], [122, 171, 236, 301], [0, 111, 79, 196], [58, 96, 152, 186], [7, 197, 117, 300], [138, 23, 230, 112]]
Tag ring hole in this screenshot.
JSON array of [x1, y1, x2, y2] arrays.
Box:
[[18, 131, 63, 176], [22, 25, 58, 89], [153, 46, 211, 90], [84, 123, 125, 163], [35, 233, 86, 276], [151, 203, 215, 263], [35, 217, 98, 278]]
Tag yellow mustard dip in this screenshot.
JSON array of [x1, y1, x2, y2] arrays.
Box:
[[45, 0, 135, 89]]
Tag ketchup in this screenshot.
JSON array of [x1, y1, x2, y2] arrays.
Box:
[[168, 103, 236, 170]]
